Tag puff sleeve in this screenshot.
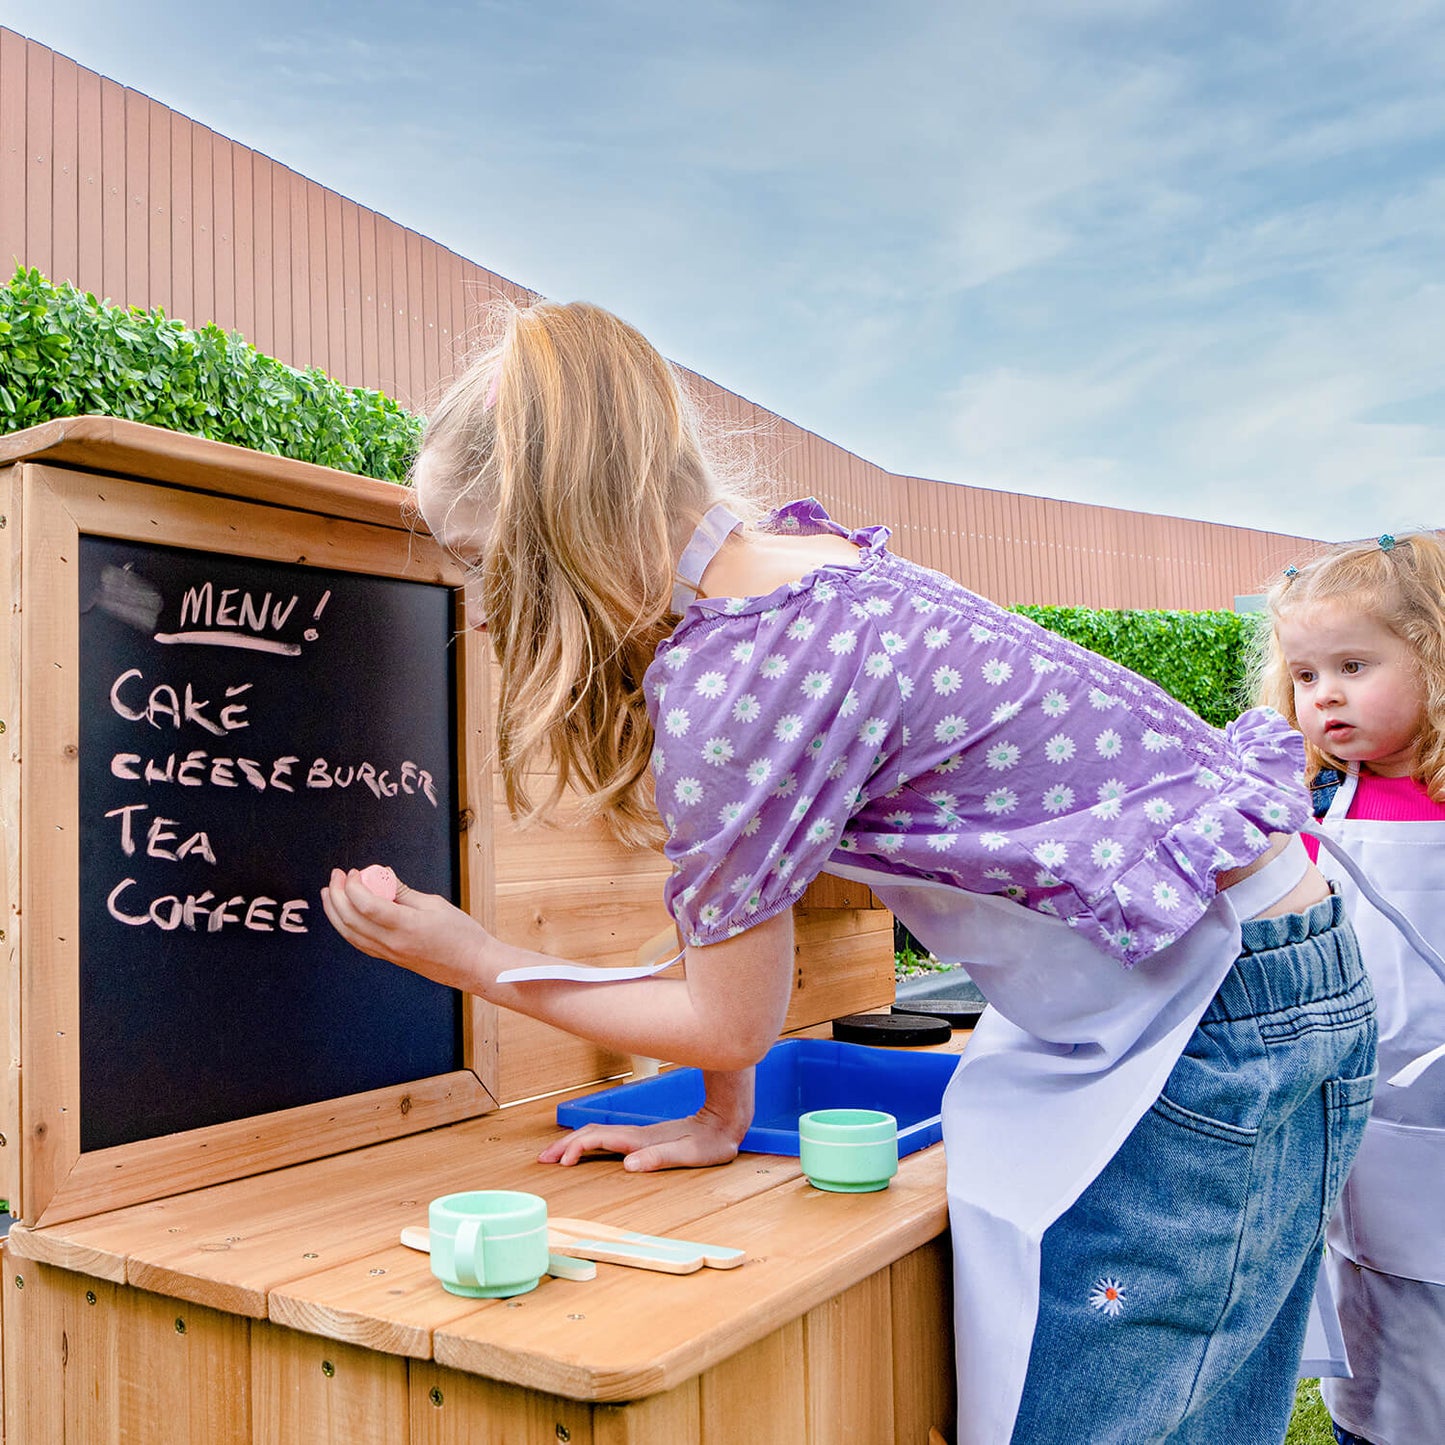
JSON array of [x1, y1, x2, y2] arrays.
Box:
[[646, 587, 903, 945]]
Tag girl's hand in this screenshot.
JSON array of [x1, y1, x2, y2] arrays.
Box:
[[538, 1113, 744, 1172], [321, 867, 491, 993], [540, 1066, 755, 1171]]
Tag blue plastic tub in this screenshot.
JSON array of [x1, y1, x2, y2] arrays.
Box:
[[555, 1038, 961, 1158]]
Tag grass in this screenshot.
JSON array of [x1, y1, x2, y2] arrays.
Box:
[[1287, 1380, 1337, 1444], [891, 954, 1340, 1445]]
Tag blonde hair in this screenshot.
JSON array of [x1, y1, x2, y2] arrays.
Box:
[[416, 300, 763, 845], [1250, 531, 1445, 801]]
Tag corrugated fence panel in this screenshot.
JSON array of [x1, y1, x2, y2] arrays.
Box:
[[0, 24, 1330, 612]]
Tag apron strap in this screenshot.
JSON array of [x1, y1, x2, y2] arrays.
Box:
[[671, 502, 744, 614], [1305, 821, 1445, 1088]]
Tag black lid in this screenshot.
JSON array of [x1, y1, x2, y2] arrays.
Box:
[[831, 1011, 954, 1046]]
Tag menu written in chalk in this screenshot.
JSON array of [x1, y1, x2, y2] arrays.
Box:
[[78, 535, 462, 1152]]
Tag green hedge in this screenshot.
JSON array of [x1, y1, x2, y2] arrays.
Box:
[[1014, 604, 1254, 728], [0, 267, 420, 480]]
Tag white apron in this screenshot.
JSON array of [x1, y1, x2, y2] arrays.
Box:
[[1309, 771, 1445, 1444], [829, 843, 1310, 1445], [1315, 771, 1445, 1285]]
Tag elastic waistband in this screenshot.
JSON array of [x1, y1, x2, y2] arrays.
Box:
[[1205, 893, 1363, 1023]]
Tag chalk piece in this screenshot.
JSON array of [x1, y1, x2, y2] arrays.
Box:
[[359, 864, 398, 902]]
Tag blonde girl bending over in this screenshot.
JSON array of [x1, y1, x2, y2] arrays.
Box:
[[325, 301, 1373, 1444]]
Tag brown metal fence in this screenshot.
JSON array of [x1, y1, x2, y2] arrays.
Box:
[[0, 26, 1318, 609]]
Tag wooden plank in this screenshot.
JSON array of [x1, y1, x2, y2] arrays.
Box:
[[358, 206, 378, 392], [456, 597, 500, 1101], [230, 141, 254, 345], [496, 1009, 630, 1106], [803, 1269, 895, 1442], [2, 1250, 121, 1443], [50, 49, 79, 286], [307, 181, 329, 374], [23, 37, 51, 277], [890, 1235, 956, 1445], [98, 76, 125, 304], [252, 1323, 409, 1445], [125, 1282, 254, 1442], [410, 1362, 596, 1445], [374, 215, 399, 398], [595, 1379, 701, 1445], [249, 151, 275, 358], [338, 195, 362, 386], [290, 168, 312, 364], [148, 97, 173, 317], [16, 467, 83, 1225], [270, 161, 295, 363], [697, 1321, 805, 1443], [192, 122, 215, 329], [0, 30, 28, 274], [212, 130, 237, 334], [325, 187, 346, 381], [0, 416, 431, 529], [788, 908, 895, 1027], [0, 468, 19, 1218], [75, 61, 102, 295], [122, 88, 149, 310], [35, 1070, 492, 1230], [406, 228, 426, 410]]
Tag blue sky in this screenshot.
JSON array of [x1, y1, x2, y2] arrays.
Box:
[[8, 1, 1445, 540]]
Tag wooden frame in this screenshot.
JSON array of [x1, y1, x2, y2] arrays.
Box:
[[4, 454, 497, 1227]]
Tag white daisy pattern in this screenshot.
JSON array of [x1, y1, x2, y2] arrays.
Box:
[[645, 500, 1310, 965]]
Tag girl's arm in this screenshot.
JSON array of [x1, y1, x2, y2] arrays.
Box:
[[321, 869, 794, 1166]]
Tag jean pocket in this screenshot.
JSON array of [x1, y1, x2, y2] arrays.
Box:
[[1321, 1070, 1376, 1233]]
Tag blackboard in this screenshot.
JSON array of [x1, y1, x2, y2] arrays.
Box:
[[78, 535, 462, 1151]]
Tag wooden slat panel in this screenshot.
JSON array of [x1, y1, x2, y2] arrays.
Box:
[[22, 34, 51, 276], [230, 140, 254, 344], [252, 1323, 409, 1445], [165, 102, 187, 322], [410, 1363, 597, 1445], [50, 49, 79, 286], [802, 1270, 895, 1443], [890, 1235, 956, 1445], [0, 29, 28, 274], [192, 118, 216, 329], [212, 128, 236, 332], [75, 61, 102, 293], [698, 1321, 806, 1442]]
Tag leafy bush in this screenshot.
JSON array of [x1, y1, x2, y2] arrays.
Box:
[[0, 267, 420, 480], [1014, 604, 1256, 728]]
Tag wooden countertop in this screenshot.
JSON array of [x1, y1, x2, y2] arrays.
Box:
[[5, 1034, 965, 1404]]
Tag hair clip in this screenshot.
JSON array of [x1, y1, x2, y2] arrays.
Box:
[[1378, 534, 1396, 552], [484, 371, 501, 409], [1283, 565, 1299, 578]]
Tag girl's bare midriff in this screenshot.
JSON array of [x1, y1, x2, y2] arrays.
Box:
[[1218, 834, 1330, 919]]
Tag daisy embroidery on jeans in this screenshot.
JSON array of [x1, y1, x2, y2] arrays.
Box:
[[1089, 1278, 1126, 1318]]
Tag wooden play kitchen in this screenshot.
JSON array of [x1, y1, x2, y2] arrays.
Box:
[[0, 418, 959, 1443]]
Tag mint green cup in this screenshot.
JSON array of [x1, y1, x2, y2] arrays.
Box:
[[428, 1190, 550, 1298], [798, 1108, 899, 1193]]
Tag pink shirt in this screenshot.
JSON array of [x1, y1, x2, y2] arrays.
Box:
[[1306, 770, 1445, 860]]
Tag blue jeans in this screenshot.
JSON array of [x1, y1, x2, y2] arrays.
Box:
[[1332, 1424, 1373, 1445], [1012, 895, 1376, 1444]]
